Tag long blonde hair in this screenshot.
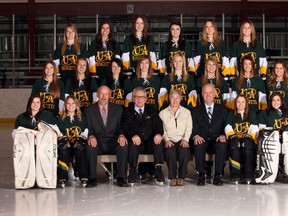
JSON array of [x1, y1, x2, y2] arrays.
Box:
[[201, 19, 220, 47], [169, 52, 189, 82], [61, 23, 81, 55], [61, 95, 82, 121], [202, 57, 221, 88]]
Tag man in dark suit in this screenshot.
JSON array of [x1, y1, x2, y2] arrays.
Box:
[[122, 87, 165, 185], [84, 85, 128, 187], [192, 83, 228, 186]]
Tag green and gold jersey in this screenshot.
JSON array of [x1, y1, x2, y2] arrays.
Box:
[[32, 79, 65, 116]]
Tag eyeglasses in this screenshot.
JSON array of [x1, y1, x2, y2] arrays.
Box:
[[133, 95, 146, 99]]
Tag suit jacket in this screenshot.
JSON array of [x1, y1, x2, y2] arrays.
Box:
[[84, 102, 123, 146], [122, 103, 163, 142], [192, 103, 227, 141]]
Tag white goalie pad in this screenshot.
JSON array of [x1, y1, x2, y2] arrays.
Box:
[[36, 129, 58, 188], [255, 129, 280, 184], [281, 131, 288, 176], [13, 128, 36, 189]]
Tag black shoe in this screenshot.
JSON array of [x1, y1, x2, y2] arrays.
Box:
[[138, 170, 147, 180], [154, 165, 165, 185], [231, 177, 240, 184], [128, 168, 137, 183], [87, 178, 97, 187], [197, 173, 205, 186], [213, 174, 223, 186], [117, 177, 128, 187], [58, 179, 66, 188], [81, 178, 88, 187]]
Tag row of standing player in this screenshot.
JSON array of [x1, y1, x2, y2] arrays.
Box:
[[52, 17, 267, 87]]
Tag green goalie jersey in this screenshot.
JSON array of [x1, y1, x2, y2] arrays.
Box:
[[258, 109, 288, 130], [31, 79, 65, 117]]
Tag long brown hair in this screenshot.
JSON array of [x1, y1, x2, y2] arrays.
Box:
[[202, 57, 221, 88], [95, 20, 116, 50], [237, 55, 255, 89], [42, 61, 60, 99], [170, 52, 189, 82], [61, 95, 82, 121], [239, 20, 256, 49], [61, 23, 81, 55], [201, 19, 220, 47], [24, 94, 43, 119], [136, 55, 154, 80], [168, 21, 184, 50], [131, 15, 150, 48], [71, 57, 91, 92], [233, 94, 250, 121], [268, 60, 288, 89]]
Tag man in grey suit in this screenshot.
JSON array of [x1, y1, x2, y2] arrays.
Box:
[[192, 83, 228, 186], [84, 85, 128, 187]]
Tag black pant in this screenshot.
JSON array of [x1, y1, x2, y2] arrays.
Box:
[[85, 142, 128, 179], [57, 147, 88, 180], [128, 139, 164, 169], [193, 140, 228, 175], [229, 144, 254, 179], [165, 140, 191, 179]]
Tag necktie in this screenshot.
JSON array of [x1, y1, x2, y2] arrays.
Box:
[[277, 109, 282, 117], [207, 107, 212, 123], [101, 107, 107, 127], [139, 108, 143, 118]]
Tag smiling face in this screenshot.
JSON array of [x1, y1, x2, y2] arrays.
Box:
[[206, 59, 217, 75], [31, 97, 41, 113], [44, 63, 55, 78], [101, 23, 110, 39], [135, 17, 144, 33], [272, 95, 282, 110], [66, 26, 76, 42], [140, 58, 150, 74], [133, 89, 147, 108], [236, 96, 246, 113], [66, 97, 76, 115], [243, 59, 253, 75], [98, 86, 111, 106], [169, 91, 182, 109], [77, 59, 87, 76], [170, 24, 181, 40], [242, 22, 252, 38], [111, 61, 121, 77], [275, 63, 285, 79], [202, 84, 216, 106], [173, 55, 184, 72], [205, 21, 215, 37]]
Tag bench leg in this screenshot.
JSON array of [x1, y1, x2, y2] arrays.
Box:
[[99, 162, 114, 183]]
